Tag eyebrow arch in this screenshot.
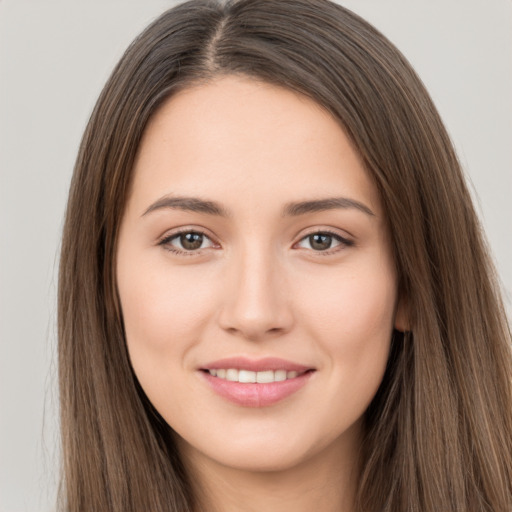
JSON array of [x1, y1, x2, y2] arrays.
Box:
[[142, 196, 230, 217], [283, 197, 375, 217], [142, 195, 374, 218]]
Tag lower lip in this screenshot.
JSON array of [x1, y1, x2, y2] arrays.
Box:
[[201, 371, 314, 407]]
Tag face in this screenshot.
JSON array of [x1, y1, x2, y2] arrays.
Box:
[[117, 76, 403, 475]]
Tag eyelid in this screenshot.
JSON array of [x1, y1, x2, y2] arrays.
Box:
[[293, 228, 355, 254], [156, 225, 354, 256], [157, 226, 220, 255]]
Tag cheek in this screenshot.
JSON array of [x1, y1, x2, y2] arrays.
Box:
[[293, 254, 396, 392], [117, 253, 224, 424], [300, 259, 395, 328], [117, 252, 219, 371]]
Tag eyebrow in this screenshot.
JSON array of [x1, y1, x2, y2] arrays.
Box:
[[142, 195, 375, 218], [283, 197, 375, 217], [142, 196, 230, 217]]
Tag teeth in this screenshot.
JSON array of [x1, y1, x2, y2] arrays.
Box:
[[207, 368, 304, 383], [275, 370, 287, 381], [226, 369, 238, 381], [256, 370, 274, 383], [238, 370, 256, 383]]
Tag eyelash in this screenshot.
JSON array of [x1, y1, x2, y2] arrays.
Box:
[[158, 228, 354, 256], [158, 228, 217, 256], [295, 229, 354, 255]]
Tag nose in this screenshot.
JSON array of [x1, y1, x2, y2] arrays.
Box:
[[217, 245, 294, 341]]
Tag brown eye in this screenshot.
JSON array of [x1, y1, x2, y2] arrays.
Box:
[[309, 233, 333, 250], [180, 232, 204, 250], [160, 230, 215, 253], [296, 231, 353, 252]]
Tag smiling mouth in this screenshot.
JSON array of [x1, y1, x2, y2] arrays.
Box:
[[199, 357, 315, 406], [200, 367, 315, 407], [203, 368, 311, 383]]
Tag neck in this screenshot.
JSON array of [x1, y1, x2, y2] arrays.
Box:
[[180, 425, 361, 512]]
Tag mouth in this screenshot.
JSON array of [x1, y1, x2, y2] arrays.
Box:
[[199, 357, 315, 407], [202, 368, 311, 383]]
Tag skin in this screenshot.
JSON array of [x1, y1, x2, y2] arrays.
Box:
[[116, 75, 406, 512]]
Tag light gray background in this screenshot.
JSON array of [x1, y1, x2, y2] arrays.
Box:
[[1, 1, 510, 511]]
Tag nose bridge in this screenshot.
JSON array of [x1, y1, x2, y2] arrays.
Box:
[[218, 238, 292, 340]]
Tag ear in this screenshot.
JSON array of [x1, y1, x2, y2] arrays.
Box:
[[394, 295, 410, 333]]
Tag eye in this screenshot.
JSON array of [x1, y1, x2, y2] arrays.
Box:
[[159, 230, 216, 253], [296, 231, 353, 252]]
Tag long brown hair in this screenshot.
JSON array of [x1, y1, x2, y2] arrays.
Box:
[[58, 1, 512, 510]]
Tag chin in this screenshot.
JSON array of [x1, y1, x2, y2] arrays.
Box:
[[183, 441, 314, 474], [174, 418, 360, 475]]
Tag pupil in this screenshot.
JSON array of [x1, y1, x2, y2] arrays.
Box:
[[310, 233, 332, 250], [181, 232, 203, 250]]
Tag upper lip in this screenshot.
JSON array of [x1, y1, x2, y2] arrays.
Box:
[[201, 357, 313, 372]]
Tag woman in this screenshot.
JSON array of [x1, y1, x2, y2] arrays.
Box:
[[58, 0, 512, 510]]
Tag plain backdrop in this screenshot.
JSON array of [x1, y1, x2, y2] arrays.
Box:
[[0, 1, 510, 511]]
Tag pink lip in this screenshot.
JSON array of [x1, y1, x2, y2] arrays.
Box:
[[201, 356, 311, 372], [199, 357, 315, 408]]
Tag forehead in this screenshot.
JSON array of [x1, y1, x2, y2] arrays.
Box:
[[129, 75, 382, 219]]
